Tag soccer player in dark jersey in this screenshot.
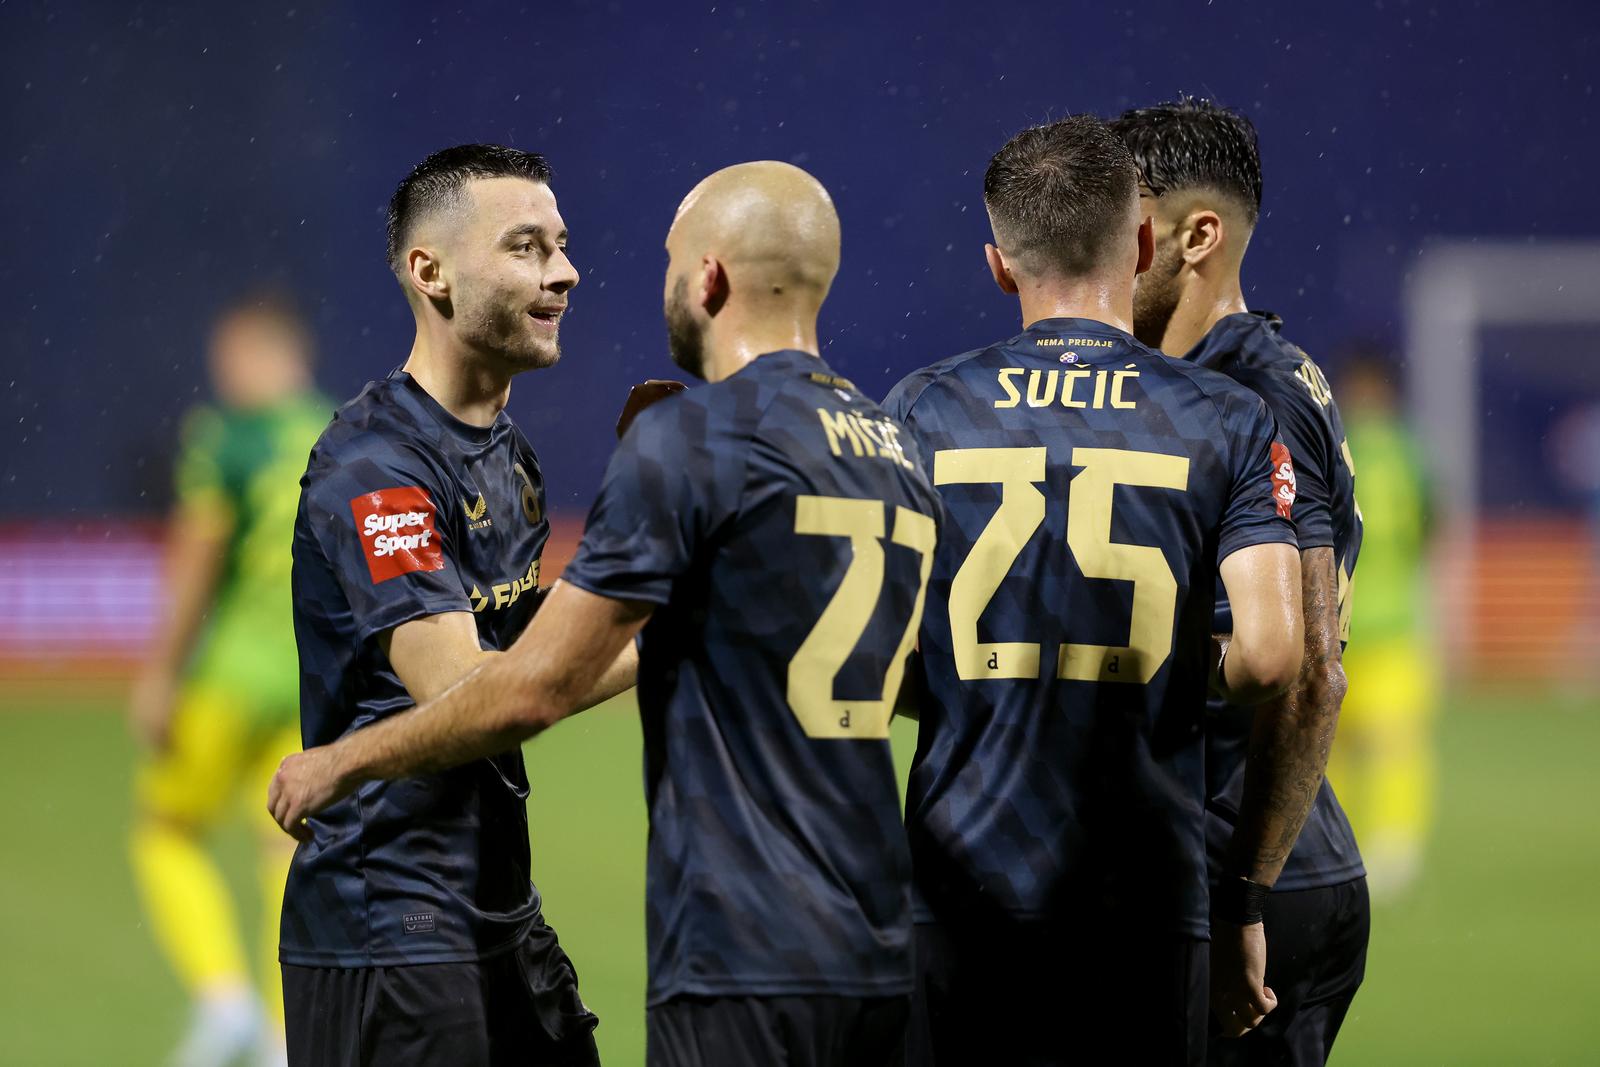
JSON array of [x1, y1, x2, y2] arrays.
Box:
[[270, 160, 942, 1067], [276, 144, 635, 1067], [1111, 99, 1369, 1066], [883, 116, 1308, 1066]]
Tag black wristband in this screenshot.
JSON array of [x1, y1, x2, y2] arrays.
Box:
[[1214, 877, 1270, 925]]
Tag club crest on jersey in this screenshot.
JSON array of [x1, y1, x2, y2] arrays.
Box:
[[1269, 442, 1298, 519], [513, 463, 543, 524], [349, 486, 446, 583]]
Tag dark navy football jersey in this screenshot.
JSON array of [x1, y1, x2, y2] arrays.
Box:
[[1188, 312, 1366, 892], [883, 317, 1297, 939], [561, 349, 942, 1005], [281, 369, 550, 967]]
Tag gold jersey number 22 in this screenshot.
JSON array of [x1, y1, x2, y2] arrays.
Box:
[[936, 446, 1189, 685]]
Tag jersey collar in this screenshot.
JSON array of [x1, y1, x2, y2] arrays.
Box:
[[390, 368, 504, 446], [1186, 310, 1284, 370], [1011, 317, 1143, 363]]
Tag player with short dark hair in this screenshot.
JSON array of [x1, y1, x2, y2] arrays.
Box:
[[270, 160, 943, 1067], [1110, 98, 1370, 1066], [277, 144, 630, 1067], [885, 114, 1307, 1065]]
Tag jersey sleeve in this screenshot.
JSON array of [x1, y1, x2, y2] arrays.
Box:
[[174, 406, 233, 519], [1216, 390, 1300, 562], [561, 396, 743, 605], [301, 438, 470, 642], [882, 371, 941, 481], [1243, 370, 1336, 551]]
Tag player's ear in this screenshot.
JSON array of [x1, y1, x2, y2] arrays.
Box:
[[1183, 209, 1223, 265], [1136, 216, 1156, 275], [407, 247, 448, 301], [985, 244, 1019, 295], [700, 255, 730, 317]]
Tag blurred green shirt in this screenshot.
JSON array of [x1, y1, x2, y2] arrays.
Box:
[[1346, 413, 1431, 642], [175, 393, 329, 723]]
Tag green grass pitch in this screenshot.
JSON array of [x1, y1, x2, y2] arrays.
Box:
[[0, 690, 1595, 1064]]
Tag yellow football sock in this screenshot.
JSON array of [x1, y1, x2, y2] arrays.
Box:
[[130, 819, 249, 992]]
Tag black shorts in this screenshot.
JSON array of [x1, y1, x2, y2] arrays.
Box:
[[282, 916, 599, 1067], [647, 993, 909, 1067], [908, 919, 1209, 1067], [1208, 876, 1369, 1067]]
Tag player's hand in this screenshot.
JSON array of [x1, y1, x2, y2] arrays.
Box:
[[616, 379, 687, 439], [127, 668, 178, 751], [1211, 919, 1277, 1037], [267, 746, 356, 843]]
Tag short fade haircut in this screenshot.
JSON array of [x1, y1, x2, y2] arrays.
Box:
[[1108, 98, 1262, 226], [385, 144, 553, 276], [983, 115, 1140, 278]]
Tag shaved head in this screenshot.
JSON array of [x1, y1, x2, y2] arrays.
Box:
[[663, 161, 840, 378], [669, 160, 840, 295]]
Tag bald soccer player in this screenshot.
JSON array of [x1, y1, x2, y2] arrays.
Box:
[[271, 161, 943, 1067]]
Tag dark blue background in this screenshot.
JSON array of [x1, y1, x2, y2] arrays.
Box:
[[4, 0, 1595, 517]]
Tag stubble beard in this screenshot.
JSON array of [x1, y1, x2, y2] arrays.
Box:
[[665, 277, 707, 381], [1131, 239, 1184, 350]]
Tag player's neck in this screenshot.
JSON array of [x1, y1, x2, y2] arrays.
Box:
[[701, 309, 821, 384], [403, 333, 513, 428], [1014, 275, 1135, 337], [1161, 272, 1249, 358]]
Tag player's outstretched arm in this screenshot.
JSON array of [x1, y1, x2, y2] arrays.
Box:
[[268, 581, 652, 839]]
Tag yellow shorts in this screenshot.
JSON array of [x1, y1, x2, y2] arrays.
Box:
[[1341, 637, 1438, 729], [135, 683, 300, 831]]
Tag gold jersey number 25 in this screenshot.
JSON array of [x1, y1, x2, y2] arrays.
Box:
[[936, 446, 1190, 685]]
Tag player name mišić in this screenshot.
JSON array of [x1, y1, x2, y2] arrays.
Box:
[[816, 407, 916, 470]]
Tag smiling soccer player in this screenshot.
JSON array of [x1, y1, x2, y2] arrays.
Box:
[[277, 145, 632, 1067]]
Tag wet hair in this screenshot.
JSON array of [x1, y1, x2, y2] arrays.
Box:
[[982, 115, 1139, 277], [1108, 98, 1262, 225], [385, 144, 552, 275]]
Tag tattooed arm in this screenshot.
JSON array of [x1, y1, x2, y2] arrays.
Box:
[[1226, 545, 1347, 884]]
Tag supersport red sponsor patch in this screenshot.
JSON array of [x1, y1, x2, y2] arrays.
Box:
[[1269, 441, 1298, 520], [349, 486, 445, 583]]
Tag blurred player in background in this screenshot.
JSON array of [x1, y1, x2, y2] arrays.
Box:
[[270, 161, 942, 1067], [1329, 349, 1438, 898], [884, 116, 1306, 1065], [1113, 98, 1368, 1065], [127, 292, 328, 1067]]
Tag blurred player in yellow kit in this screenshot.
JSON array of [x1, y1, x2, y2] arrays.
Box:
[[1328, 352, 1438, 899], [127, 293, 328, 1067]]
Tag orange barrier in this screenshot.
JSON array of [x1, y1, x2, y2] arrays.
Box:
[[1439, 517, 1600, 683], [1, 514, 1592, 696]]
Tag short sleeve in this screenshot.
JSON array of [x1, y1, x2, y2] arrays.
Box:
[[1245, 371, 1335, 551], [561, 397, 743, 605], [1216, 391, 1300, 563], [174, 406, 232, 518], [301, 439, 470, 642], [882, 372, 939, 481]]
